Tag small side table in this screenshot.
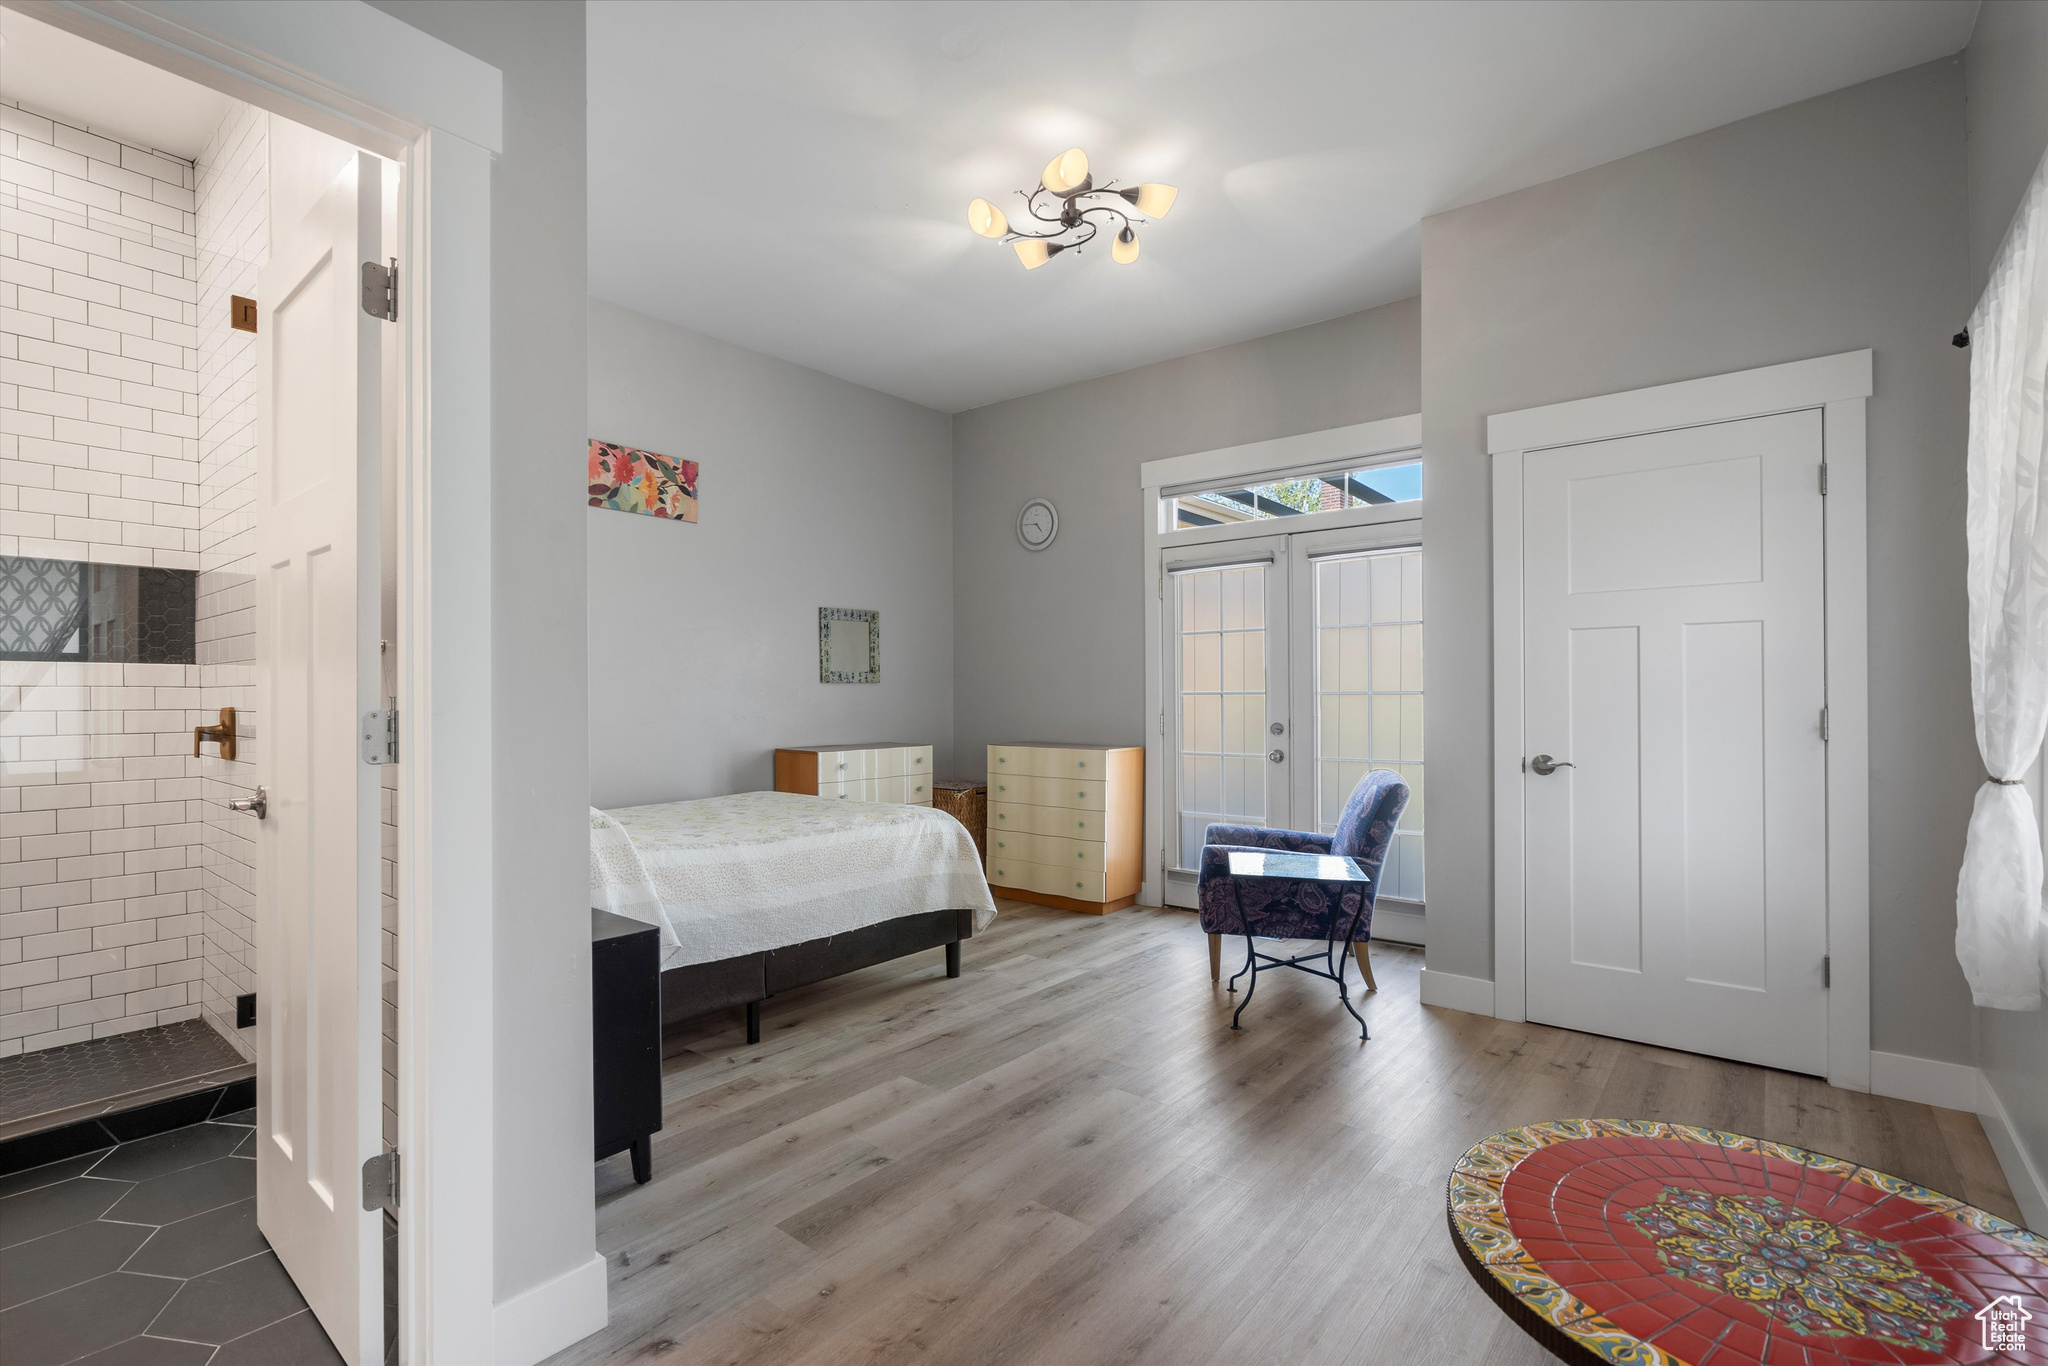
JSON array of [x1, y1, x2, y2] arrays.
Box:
[[591, 908, 661, 1183], [1222, 850, 1375, 1039]]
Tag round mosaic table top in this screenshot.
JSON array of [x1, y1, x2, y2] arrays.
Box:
[[1447, 1119, 2048, 1366]]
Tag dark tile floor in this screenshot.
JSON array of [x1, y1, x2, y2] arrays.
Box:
[[0, 1023, 248, 1136], [0, 1105, 344, 1365]]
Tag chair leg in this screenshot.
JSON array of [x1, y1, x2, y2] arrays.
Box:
[[1353, 941, 1377, 992], [1208, 933, 1221, 982]]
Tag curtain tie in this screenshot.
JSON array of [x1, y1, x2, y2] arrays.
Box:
[[1988, 777, 2024, 785]]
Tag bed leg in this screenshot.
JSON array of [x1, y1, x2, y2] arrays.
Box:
[[630, 1134, 652, 1185], [746, 999, 761, 1045], [946, 941, 961, 978]]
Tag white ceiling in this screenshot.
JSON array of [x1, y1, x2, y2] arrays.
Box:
[[0, 8, 232, 161], [589, 0, 1978, 414]]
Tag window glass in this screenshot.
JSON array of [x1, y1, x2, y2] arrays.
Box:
[[1169, 459, 1420, 530]]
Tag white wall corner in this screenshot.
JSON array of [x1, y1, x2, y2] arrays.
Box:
[[1419, 968, 1496, 1017], [1978, 1072, 2048, 1234], [491, 1252, 607, 1366], [1867, 1051, 1982, 1113]]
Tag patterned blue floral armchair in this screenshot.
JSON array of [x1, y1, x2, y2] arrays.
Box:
[[1196, 769, 1410, 993]]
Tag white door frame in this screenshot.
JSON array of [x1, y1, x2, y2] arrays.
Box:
[[1140, 413, 1422, 908], [1489, 350, 1872, 1092], [8, 2, 504, 1359]]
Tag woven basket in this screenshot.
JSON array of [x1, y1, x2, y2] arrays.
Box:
[[931, 780, 987, 862]]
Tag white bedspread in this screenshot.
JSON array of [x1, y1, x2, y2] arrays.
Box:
[[589, 791, 997, 969]]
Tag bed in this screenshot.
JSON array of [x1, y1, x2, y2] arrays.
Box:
[[589, 791, 998, 1044]]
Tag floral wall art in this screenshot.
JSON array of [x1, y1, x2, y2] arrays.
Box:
[[589, 439, 699, 521]]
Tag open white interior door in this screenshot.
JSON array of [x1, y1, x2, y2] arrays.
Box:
[[255, 149, 383, 1366]]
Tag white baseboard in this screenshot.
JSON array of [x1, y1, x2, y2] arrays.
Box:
[[1373, 905, 1425, 947], [1418, 968, 1495, 1016], [1868, 1050, 1981, 1112], [1865, 1052, 2046, 1232], [492, 1251, 607, 1365], [1979, 1072, 2048, 1234]]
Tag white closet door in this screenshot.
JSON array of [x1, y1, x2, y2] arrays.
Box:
[[1521, 409, 1828, 1074]]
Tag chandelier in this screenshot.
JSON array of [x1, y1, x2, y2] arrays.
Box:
[[967, 147, 1178, 269]]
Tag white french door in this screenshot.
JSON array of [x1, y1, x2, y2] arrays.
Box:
[[1165, 542, 1290, 907], [1290, 530, 1425, 904], [255, 149, 385, 1365], [1519, 409, 1829, 1075], [1162, 521, 1422, 910]]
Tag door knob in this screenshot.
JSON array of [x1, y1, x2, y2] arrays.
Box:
[[1529, 754, 1575, 776], [1268, 749, 1285, 764], [228, 785, 268, 819]]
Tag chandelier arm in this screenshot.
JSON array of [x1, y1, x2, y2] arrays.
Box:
[[1019, 186, 1067, 226], [1075, 202, 1137, 229]]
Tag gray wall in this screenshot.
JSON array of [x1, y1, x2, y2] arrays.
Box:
[[1421, 60, 1978, 1063], [951, 299, 1420, 767], [587, 300, 956, 800], [1965, 0, 2048, 1218], [367, 0, 593, 1307]]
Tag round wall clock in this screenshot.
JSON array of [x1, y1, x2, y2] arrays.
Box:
[[1017, 498, 1058, 551]]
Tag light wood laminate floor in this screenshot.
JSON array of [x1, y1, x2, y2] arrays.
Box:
[[549, 902, 2020, 1366]]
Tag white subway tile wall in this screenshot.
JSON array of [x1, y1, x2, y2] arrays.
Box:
[[193, 99, 264, 1064], [5, 100, 399, 1140], [1, 102, 211, 1056]]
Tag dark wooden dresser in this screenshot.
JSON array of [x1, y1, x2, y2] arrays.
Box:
[[591, 908, 661, 1183]]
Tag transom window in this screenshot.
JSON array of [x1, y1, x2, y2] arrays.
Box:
[[1168, 457, 1420, 531]]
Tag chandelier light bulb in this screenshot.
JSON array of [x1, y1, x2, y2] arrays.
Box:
[[1014, 239, 1061, 270], [1041, 147, 1089, 195], [1112, 228, 1140, 264], [1131, 183, 1178, 217], [967, 197, 1009, 238]]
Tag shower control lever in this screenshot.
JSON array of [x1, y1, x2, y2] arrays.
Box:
[[228, 786, 268, 820], [193, 707, 237, 761]]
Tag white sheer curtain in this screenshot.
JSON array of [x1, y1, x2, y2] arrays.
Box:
[[1959, 144, 2048, 1012]]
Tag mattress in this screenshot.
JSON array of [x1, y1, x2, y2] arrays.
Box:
[[589, 791, 997, 970]]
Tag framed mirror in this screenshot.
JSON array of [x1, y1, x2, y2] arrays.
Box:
[[819, 607, 879, 683]]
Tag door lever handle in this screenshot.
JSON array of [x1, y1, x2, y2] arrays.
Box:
[[1528, 754, 1575, 776], [228, 785, 267, 820]]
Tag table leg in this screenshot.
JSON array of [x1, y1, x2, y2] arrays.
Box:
[[630, 1134, 651, 1185]]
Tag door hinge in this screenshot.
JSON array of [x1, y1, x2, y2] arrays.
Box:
[[1819, 463, 1828, 496], [361, 1149, 400, 1211], [361, 258, 397, 322], [1820, 706, 1829, 742], [1822, 955, 1831, 989], [361, 701, 399, 765]]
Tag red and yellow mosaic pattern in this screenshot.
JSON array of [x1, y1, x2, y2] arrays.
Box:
[[1447, 1119, 2048, 1365]]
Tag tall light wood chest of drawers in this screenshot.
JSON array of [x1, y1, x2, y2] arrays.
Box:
[[774, 743, 935, 805], [985, 744, 1143, 913]]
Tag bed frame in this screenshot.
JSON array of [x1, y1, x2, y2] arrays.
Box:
[[660, 906, 978, 1044]]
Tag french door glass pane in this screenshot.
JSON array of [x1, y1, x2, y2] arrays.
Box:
[[1174, 563, 1265, 868], [1314, 548, 1424, 900]]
